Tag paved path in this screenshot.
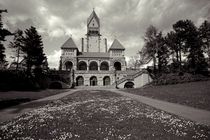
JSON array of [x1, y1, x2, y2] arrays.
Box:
[[0, 89, 79, 123], [109, 89, 210, 126]]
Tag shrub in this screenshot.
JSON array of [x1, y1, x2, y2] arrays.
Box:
[[152, 73, 209, 85]]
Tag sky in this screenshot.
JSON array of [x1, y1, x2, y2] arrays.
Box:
[[0, 0, 210, 68]]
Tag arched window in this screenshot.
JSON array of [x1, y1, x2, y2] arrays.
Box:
[[103, 76, 110, 86], [76, 76, 84, 86], [90, 76, 97, 86], [100, 61, 109, 70], [65, 61, 73, 71], [114, 61, 121, 71], [89, 61, 98, 70], [78, 61, 87, 70]]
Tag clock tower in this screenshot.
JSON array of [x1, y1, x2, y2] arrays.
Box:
[[86, 10, 101, 52]]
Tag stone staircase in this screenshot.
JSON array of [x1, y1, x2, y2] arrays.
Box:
[[75, 85, 116, 90], [113, 69, 148, 86]]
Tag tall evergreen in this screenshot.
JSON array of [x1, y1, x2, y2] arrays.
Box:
[[22, 26, 46, 74]]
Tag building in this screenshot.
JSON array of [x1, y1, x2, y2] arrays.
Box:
[[59, 10, 152, 88]]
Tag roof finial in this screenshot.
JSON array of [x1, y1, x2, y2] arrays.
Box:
[[114, 35, 117, 39], [93, 7, 95, 11]]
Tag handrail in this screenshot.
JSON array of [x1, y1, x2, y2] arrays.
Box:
[[114, 70, 148, 85]]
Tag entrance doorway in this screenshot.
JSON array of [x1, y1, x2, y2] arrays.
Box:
[[76, 76, 84, 86], [90, 76, 97, 86], [103, 76, 110, 86]]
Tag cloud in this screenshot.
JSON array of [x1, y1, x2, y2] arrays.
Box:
[[1, 0, 210, 69], [47, 50, 61, 69]]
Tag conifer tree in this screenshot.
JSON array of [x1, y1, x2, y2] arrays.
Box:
[[22, 26, 46, 74]]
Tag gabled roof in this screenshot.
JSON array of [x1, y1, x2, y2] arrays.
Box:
[[78, 52, 110, 58], [61, 37, 78, 49], [87, 10, 100, 26], [109, 39, 125, 50]]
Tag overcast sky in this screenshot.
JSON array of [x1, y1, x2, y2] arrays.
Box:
[[0, 0, 210, 68]]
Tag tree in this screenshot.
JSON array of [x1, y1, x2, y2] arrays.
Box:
[[185, 21, 207, 74], [127, 56, 140, 69], [199, 20, 210, 65], [0, 9, 12, 68], [22, 26, 46, 75], [143, 25, 158, 73], [172, 20, 191, 67], [156, 32, 169, 73], [171, 19, 208, 74], [9, 29, 24, 70]]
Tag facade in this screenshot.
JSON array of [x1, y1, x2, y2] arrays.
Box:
[[59, 10, 127, 87], [59, 10, 152, 88]]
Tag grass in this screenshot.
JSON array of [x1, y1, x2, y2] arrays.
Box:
[[0, 90, 209, 139], [123, 81, 210, 111], [0, 89, 69, 110]]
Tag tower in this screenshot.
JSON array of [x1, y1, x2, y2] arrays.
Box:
[[86, 10, 101, 52], [60, 37, 78, 70]]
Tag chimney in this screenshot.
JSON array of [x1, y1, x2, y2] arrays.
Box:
[[81, 38, 84, 52], [105, 38, 107, 52]]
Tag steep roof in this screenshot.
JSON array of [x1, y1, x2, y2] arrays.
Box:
[[78, 52, 110, 58], [109, 39, 125, 50], [87, 10, 100, 26], [61, 37, 78, 49]]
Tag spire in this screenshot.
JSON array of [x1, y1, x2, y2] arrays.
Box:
[[61, 37, 78, 49], [87, 9, 100, 26]]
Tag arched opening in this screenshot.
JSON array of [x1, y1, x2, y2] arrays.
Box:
[[114, 61, 121, 71], [103, 76, 110, 86], [77, 61, 87, 70], [124, 82, 134, 88], [90, 76, 97, 86], [89, 61, 98, 71], [100, 61, 109, 70], [65, 61, 73, 71], [49, 82, 62, 89], [76, 76, 84, 86]]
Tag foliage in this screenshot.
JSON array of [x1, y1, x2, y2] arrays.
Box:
[[22, 26, 46, 75], [156, 32, 169, 73], [143, 25, 158, 73], [142, 20, 209, 82], [152, 73, 209, 85], [0, 9, 12, 68], [0, 70, 40, 91], [9, 29, 24, 70], [199, 20, 210, 64]]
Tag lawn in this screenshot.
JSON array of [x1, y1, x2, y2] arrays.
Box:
[[123, 81, 210, 111], [0, 89, 69, 110], [0, 90, 209, 139]]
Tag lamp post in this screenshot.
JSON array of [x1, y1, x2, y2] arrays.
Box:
[[114, 69, 118, 89], [72, 69, 75, 88]]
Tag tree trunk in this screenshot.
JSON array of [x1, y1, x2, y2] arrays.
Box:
[[16, 46, 20, 70]]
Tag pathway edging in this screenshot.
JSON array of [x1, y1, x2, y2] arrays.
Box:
[[109, 89, 210, 126], [0, 89, 79, 123]]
